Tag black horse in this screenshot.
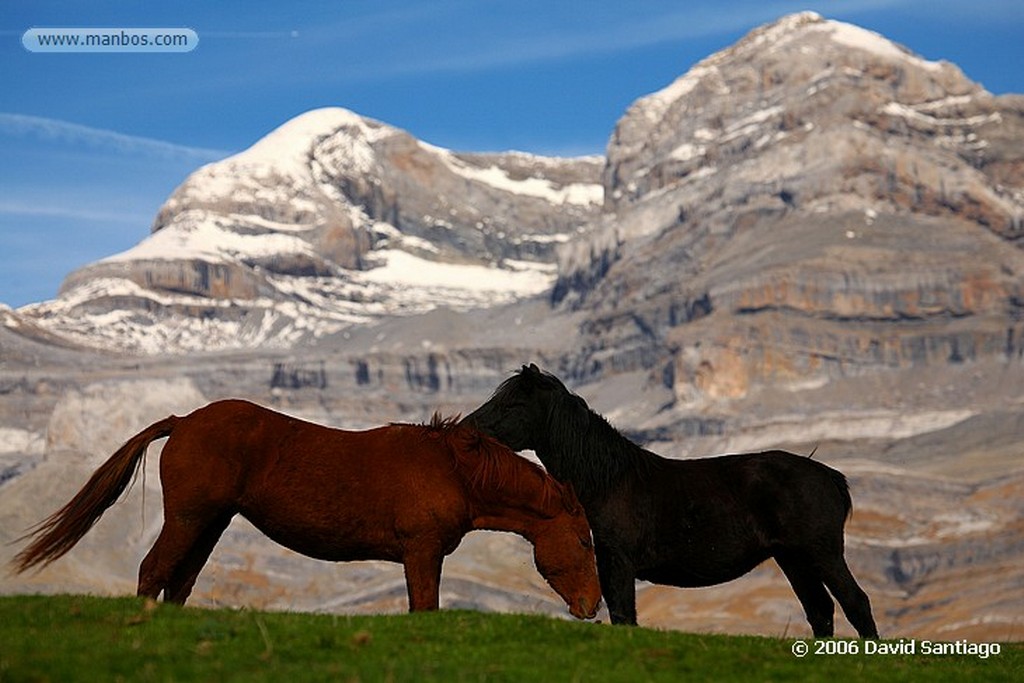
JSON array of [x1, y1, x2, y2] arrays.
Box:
[[463, 364, 878, 638]]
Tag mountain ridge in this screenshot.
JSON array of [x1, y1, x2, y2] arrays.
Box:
[[12, 108, 602, 353], [551, 11, 1024, 410]]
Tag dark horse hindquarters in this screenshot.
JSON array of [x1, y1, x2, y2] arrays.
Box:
[[627, 451, 852, 587], [463, 364, 878, 638]]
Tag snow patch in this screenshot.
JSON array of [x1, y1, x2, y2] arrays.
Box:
[[880, 102, 1001, 128], [515, 233, 570, 245], [399, 234, 441, 254], [437, 154, 602, 206], [747, 12, 942, 76], [360, 249, 553, 295], [637, 64, 723, 122], [719, 106, 784, 145], [102, 211, 316, 265], [746, 11, 824, 51], [669, 142, 706, 163], [173, 108, 392, 208], [27, 241, 560, 353], [233, 107, 391, 178], [818, 20, 943, 72]]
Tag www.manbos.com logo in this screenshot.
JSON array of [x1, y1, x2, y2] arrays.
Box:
[[23, 28, 198, 53]]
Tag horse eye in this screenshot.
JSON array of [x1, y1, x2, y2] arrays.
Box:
[[580, 537, 593, 550]]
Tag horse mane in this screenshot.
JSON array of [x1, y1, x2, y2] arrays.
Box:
[[428, 412, 461, 433], [533, 369, 661, 500], [426, 412, 565, 513]]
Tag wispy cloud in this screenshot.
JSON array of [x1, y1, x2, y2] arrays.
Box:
[[291, 0, 913, 84], [145, 0, 992, 99], [0, 200, 150, 225], [0, 113, 231, 162]]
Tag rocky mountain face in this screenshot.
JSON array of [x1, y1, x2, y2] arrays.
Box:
[[3, 12, 1023, 640], [18, 109, 601, 353], [554, 12, 1024, 408]]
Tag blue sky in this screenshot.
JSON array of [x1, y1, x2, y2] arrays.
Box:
[[2, 1, 1023, 308]]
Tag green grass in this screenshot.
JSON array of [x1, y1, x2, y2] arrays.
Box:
[[0, 595, 1020, 682]]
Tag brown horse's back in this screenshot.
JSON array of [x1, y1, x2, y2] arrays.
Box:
[[159, 400, 471, 563]]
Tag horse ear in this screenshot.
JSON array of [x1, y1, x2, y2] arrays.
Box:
[[559, 480, 583, 514]]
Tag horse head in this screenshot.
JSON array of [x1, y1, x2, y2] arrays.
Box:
[[529, 479, 601, 620], [463, 364, 567, 451]]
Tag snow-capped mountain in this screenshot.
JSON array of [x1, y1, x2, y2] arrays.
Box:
[[9, 11, 1024, 382], [18, 108, 602, 353]]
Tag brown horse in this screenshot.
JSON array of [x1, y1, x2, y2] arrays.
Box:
[[13, 399, 601, 619]]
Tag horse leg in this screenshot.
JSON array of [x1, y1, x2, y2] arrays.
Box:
[[818, 555, 879, 639], [164, 512, 234, 604], [401, 545, 444, 612], [775, 551, 835, 637], [596, 547, 638, 625], [138, 520, 195, 600], [137, 509, 231, 603]]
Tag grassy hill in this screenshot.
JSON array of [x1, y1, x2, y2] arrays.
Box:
[[1, 595, 1020, 682]]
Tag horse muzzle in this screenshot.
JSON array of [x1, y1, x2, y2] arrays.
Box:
[[571, 596, 600, 620]]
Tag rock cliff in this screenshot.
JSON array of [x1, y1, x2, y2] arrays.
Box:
[[554, 12, 1024, 408]]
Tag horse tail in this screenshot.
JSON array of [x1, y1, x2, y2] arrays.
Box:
[[827, 466, 854, 521], [11, 415, 179, 573]]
